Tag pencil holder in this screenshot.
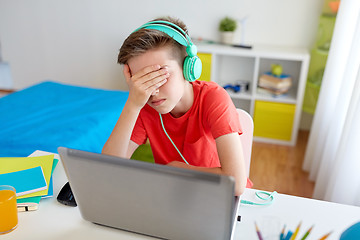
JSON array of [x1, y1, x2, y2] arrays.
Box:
[[340, 222, 360, 239]]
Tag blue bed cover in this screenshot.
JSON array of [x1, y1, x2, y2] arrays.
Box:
[[0, 81, 129, 157]]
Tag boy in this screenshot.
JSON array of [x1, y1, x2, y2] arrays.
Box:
[[102, 17, 251, 195]]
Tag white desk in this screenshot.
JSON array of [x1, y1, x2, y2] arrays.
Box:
[[4, 160, 360, 240]]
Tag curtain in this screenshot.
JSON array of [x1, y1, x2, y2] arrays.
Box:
[[303, 0, 360, 206]]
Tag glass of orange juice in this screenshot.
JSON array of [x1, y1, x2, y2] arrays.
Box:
[[0, 185, 18, 234]]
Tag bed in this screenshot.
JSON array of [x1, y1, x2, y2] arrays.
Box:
[[0, 81, 129, 157]]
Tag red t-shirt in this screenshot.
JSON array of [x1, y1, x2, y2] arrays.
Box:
[[131, 81, 242, 167]]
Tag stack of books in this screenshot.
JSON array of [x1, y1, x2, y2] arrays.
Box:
[[258, 72, 292, 97], [0, 150, 59, 211]]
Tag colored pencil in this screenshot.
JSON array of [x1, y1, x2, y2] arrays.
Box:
[[300, 225, 314, 240], [318, 231, 332, 240], [284, 230, 293, 240], [280, 225, 286, 240], [254, 222, 264, 240], [290, 221, 302, 240]]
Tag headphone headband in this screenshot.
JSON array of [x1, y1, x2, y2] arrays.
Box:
[[134, 20, 193, 47], [133, 20, 202, 82]]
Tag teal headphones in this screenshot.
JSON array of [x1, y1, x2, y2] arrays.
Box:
[[134, 20, 202, 82]]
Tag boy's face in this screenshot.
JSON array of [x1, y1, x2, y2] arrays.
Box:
[[128, 47, 189, 115]]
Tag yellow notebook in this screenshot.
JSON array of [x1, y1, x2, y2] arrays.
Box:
[[0, 155, 54, 199]]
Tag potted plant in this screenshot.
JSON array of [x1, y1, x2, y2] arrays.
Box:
[[219, 17, 237, 45]]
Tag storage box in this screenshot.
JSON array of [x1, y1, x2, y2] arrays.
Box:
[[197, 53, 212, 82], [254, 101, 296, 141], [307, 48, 328, 85], [302, 81, 321, 114], [316, 14, 336, 49]]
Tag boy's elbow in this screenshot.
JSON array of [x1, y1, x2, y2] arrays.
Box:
[[234, 175, 247, 196], [234, 183, 246, 196], [101, 146, 120, 157], [101, 145, 112, 156]]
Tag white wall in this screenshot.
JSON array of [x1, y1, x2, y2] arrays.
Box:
[[0, 0, 324, 90]]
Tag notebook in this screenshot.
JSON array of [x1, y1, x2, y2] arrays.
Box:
[[0, 166, 47, 196], [0, 155, 54, 199], [58, 147, 240, 240]]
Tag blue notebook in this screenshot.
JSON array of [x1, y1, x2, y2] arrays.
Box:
[[0, 166, 47, 196], [41, 158, 59, 199]]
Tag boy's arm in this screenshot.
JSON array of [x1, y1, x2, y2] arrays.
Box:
[[167, 132, 247, 196], [215, 133, 247, 196], [102, 101, 141, 158], [102, 64, 169, 158]]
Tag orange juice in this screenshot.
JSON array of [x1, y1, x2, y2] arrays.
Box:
[[0, 186, 18, 234]]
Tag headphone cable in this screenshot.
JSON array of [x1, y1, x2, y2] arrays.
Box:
[[240, 191, 277, 205], [159, 113, 189, 165]]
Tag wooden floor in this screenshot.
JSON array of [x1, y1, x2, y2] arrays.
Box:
[[249, 130, 315, 198]]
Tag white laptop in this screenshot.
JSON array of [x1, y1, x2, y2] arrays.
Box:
[[58, 147, 240, 240]]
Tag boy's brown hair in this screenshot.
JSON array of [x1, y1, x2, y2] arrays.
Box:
[[118, 17, 188, 68]]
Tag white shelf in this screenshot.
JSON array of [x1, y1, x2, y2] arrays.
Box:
[[255, 88, 298, 104], [198, 43, 310, 145], [226, 91, 252, 100]]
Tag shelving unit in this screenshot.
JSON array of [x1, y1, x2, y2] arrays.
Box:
[[197, 43, 310, 145], [302, 6, 337, 114]]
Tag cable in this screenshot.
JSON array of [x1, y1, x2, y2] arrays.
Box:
[[159, 113, 189, 165], [159, 113, 276, 206], [240, 191, 277, 206]]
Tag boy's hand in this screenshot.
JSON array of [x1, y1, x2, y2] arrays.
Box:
[[123, 64, 169, 109], [167, 161, 190, 169]]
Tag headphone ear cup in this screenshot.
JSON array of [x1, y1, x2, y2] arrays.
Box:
[[183, 56, 202, 82]]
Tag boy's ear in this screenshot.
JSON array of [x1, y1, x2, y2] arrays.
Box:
[[123, 64, 132, 78]]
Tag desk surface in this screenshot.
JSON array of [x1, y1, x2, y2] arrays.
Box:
[[4, 159, 360, 240]]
